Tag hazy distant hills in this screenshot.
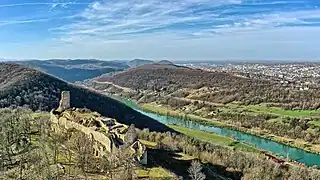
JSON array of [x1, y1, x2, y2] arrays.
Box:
[[0, 63, 175, 132], [158, 60, 174, 65], [13, 59, 129, 82], [10, 59, 174, 82], [127, 59, 155, 68], [127, 59, 174, 68]]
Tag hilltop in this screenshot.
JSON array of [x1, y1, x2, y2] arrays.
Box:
[[14, 59, 129, 82], [158, 60, 174, 65], [12, 59, 175, 82], [0, 63, 174, 132], [127, 59, 175, 68], [127, 59, 155, 68], [95, 63, 271, 96]]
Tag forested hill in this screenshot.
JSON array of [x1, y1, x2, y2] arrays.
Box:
[[96, 64, 320, 110], [127, 59, 155, 68], [14, 59, 129, 82], [0, 63, 174, 132]]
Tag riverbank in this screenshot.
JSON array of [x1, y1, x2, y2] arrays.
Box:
[[140, 103, 320, 155], [168, 124, 259, 152]]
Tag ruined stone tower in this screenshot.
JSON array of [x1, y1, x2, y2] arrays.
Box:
[[51, 91, 147, 165], [58, 91, 70, 111]]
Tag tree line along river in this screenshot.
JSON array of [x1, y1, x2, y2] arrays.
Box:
[[112, 95, 320, 167]]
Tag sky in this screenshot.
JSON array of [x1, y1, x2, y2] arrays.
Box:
[[0, 0, 320, 61]]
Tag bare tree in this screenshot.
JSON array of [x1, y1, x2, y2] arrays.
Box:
[[188, 160, 206, 180], [98, 147, 137, 180], [71, 132, 94, 178]]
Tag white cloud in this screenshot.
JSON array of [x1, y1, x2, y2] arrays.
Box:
[[1, 0, 320, 60], [49, 0, 320, 45], [0, 2, 89, 8], [50, 0, 74, 10], [0, 19, 51, 27], [3, 26, 319, 61], [246, 1, 306, 6], [51, 0, 241, 41]]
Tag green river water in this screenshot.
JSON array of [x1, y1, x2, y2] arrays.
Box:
[[113, 95, 320, 167]]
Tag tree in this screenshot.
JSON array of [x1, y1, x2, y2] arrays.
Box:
[[188, 160, 206, 180], [71, 132, 95, 178], [99, 149, 135, 179]]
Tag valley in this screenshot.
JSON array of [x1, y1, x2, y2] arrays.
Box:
[[3, 0, 320, 178], [14, 59, 129, 82], [1, 61, 320, 179], [85, 63, 320, 163]]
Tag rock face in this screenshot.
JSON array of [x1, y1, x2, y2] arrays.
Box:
[[57, 91, 70, 111], [51, 91, 147, 164]]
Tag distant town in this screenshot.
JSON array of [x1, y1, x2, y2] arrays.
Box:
[[180, 62, 320, 90]]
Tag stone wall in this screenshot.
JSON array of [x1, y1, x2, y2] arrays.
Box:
[[50, 91, 147, 164], [50, 112, 112, 156]]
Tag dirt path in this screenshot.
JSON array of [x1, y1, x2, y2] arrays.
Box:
[[173, 96, 225, 107], [93, 80, 132, 92], [93, 80, 225, 108]]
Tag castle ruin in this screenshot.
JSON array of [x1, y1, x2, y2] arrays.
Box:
[[50, 91, 147, 164], [57, 91, 70, 112]]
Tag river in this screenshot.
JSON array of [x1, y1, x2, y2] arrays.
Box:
[[114, 95, 320, 167]]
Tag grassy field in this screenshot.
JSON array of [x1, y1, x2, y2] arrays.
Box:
[[168, 125, 259, 152], [225, 103, 320, 118], [139, 139, 157, 148], [246, 104, 319, 117], [141, 103, 262, 152], [218, 103, 320, 129], [232, 142, 259, 152], [168, 124, 233, 146], [136, 168, 175, 179], [141, 104, 260, 152], [140, 102, 320, 153]]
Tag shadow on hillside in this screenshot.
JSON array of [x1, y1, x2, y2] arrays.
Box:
[[0, 63, 177, 134], [69, 86, 179, 133], [146, 148, 243, 180]]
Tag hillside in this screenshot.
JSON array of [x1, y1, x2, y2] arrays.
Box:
[[0, 63, 173, 132], [6, 108, 318, 179], [2, 63, 320, 179], [96, 64, 320, 109], [127, 59, 155, 68], [96, 63, 268, 90], [158, 60, 174, 65], [91, 64, 320, 151], [0, 108, 176, 179], [14, 59, 129, 82]]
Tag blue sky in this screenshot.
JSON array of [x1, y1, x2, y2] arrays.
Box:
[[0, 0, 320, 61]]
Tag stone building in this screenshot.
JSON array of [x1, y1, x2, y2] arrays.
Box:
[[51, 91, 147, 164]]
